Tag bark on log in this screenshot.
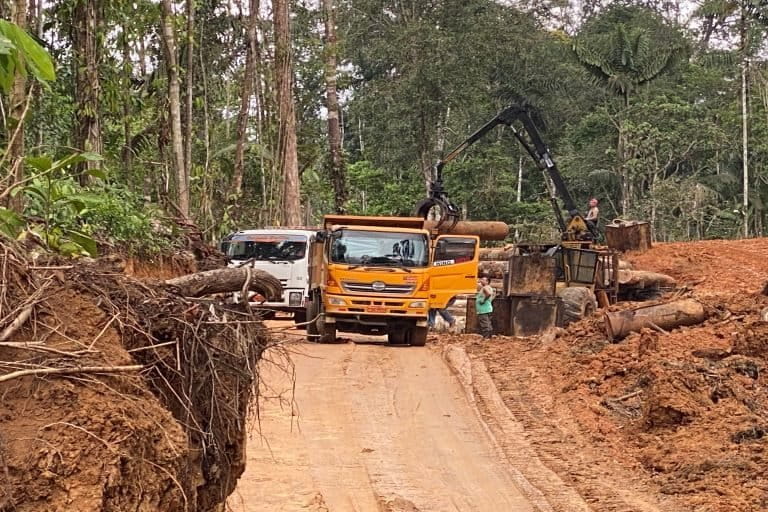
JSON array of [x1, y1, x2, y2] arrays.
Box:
[[425, 220, 509, 241], [479, 247, 517, 261], [478, 261, 506, 279], [165, 267, 283, 300], [617, 270, 676, 288], [604, 298, 707, 341]]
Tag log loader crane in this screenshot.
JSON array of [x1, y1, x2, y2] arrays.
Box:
[[415, 104, 599, 243], [416, 104, 619, 333]]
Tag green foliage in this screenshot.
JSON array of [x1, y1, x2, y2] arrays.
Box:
[[11, 0, 768, 248], [573, 6, 688, 104], [0, 19, 56, 92]]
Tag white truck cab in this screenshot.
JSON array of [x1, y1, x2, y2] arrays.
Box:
[[223, 229, 315, 321]]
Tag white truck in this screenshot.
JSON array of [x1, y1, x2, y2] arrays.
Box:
[[223, 229, 315, 322]]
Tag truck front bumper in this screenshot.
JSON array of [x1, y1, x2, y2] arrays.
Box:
[[323, 294, 428, 323]]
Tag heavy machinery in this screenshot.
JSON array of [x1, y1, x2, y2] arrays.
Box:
[[416, 104, 618, 334], [305, 215, 481, 346], [415, 104, 598, 243]]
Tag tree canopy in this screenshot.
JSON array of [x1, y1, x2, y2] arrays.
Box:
[[1, 0, 767, 252]]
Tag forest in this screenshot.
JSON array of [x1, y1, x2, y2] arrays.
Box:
[[0, 0, 767, 257]]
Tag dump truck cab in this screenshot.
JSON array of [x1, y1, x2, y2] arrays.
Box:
[[307, 215, 479, 346]]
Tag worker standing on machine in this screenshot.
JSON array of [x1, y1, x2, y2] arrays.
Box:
[[585, 198, 600, 238], [586, 198, 599, 223], [476, 276, 494, 339]]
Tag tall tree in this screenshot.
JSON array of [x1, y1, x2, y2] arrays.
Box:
[[573, 5, 687, 215], [322, 0, 346, 213], [71, 0, 103, 184], [184, 0, 195, 193], [232, 0, 258, 198], [7, 0, 27, 212], [160, 0, 189, 219], [273, 0, 301, 225]]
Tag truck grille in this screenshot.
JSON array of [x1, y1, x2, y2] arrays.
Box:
[[279, 279, 288, 288], [341, 281, 415, 295]]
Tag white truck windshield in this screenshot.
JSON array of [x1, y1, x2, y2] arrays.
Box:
[[330, 230, 428, 268], [228, 234, 307, 261]]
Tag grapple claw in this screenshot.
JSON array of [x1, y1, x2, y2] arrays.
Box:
[[414, 197, 460, 230]]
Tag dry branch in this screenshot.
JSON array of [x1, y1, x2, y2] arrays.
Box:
[[0, 364, 143, 383], [164, 266, 282, 300], [0, 305, 33, 341]]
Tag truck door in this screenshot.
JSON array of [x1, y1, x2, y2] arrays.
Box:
[[428, 235, 480, 309]]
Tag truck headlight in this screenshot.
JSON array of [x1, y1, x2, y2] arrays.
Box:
[[289, 292, 303, 306], [327, 296, 346, 306], [409, 301, 427, 308]]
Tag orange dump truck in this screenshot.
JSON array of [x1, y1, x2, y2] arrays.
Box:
[[306, 215, 489, 346]]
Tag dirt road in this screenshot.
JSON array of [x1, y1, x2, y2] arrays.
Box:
[[228, 337, 537, 512]]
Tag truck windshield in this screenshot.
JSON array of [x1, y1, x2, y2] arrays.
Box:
[[330, 230, 428, 268], [227, 234, 307, 261]]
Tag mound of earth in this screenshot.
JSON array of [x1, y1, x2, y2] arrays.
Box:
[[625, 237, 768, 295], [0, 240, 269, 512], [439, 238, 768, 511]]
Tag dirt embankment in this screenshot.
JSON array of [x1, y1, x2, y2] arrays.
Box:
[[445, 238, 768, 512], [0, 242, 268, 512]]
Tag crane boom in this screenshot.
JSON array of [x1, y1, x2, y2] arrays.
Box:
[[415, 104, 594, 241]]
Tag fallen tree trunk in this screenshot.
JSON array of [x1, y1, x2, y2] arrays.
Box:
[[618, 270, 676, 288], [604, 298, 707, 341], [425, 220, 509, 241], [165, 267, 283, 300]]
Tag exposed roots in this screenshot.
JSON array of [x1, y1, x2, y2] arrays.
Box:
[[0, 237, 280, 511]]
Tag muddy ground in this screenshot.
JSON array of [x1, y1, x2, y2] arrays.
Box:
[[441, 237, 768, 512], [0, 247, 267, 512]]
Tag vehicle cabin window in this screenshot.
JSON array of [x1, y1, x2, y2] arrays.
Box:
[[433, 237, 476, 265], [227, 234, 308, 261], [330, 230, 429, 268]]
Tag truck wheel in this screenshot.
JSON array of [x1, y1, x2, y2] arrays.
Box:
[[387, 329, 407, 345], [294, 310, 307, 326], [409, 326, 428, 347], [319, 324, 337, 343], [558, 287, 597, 327], [305, 295, 320, 341]]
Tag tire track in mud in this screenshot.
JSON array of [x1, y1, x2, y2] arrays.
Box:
[[443, 344, 683, 512], [229, 339, 538, 511]]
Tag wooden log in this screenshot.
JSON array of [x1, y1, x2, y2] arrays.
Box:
[[425, 220, 509, 241], [478, 261, 507, 279], [617, 270, 676, 288], [604, 298, 707, 341], [605, 220, 652, 253], [479, 246, 517, 261], [164, 267, 283, 300]]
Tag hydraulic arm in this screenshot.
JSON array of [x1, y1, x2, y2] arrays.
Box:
[[415, 105, 595, 241]]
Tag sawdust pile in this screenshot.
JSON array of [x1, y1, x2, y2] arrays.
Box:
[[0, 239, 272, 512], [454, 238, 768, 511]]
